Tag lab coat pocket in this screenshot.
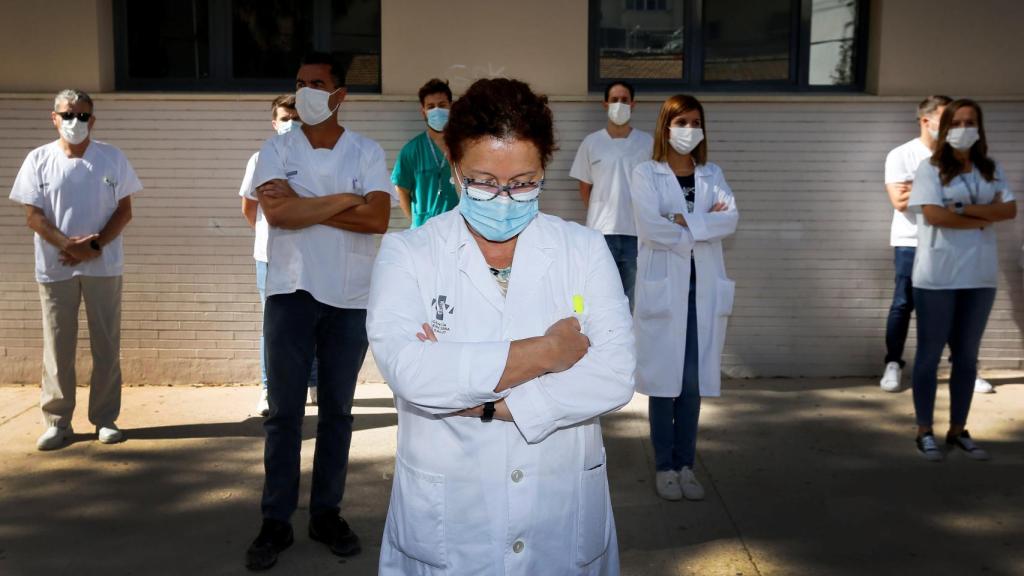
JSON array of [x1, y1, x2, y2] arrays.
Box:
[[715, 278, 736, 316], [386, 457, 447, 568], [576, 458, 612, 566], [636, 278, 671, 320]]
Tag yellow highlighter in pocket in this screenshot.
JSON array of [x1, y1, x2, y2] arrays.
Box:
[[572, 294, 585, 334]]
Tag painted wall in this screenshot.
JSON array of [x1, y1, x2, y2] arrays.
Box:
[[0, 0, 114, 93], [867, 0, 1024, 96]]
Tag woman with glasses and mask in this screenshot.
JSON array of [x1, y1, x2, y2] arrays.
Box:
[[631, 94, 738, 502], [367, 78, 635, 575], [908, 98, 1016, 462]]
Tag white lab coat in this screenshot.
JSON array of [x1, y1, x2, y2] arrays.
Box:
[[631, 161, 738, 398], [367, 210, 636, 576]]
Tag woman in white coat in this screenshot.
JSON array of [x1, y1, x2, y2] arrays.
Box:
[[367, 78, 636, 575], [631, 94, 738, 502]]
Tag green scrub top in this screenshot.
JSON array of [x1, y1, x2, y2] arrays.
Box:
[[391, 131, 459, 228]]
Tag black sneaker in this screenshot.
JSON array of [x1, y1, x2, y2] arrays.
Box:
[[246, 519, 294, 571], [915, 432, 944, 462], [946, 430, 991, 461], [309, 513, 362, 557]]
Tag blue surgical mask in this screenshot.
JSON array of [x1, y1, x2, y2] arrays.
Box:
[[459, 192, 539, 242], [275, 119, 300, 135], [426, 107, 449, 132]]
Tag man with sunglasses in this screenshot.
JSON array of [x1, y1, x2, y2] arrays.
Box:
[[9, 89, 142, 451]]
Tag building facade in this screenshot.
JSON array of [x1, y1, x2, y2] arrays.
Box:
[[1, 0, 1022, 383]]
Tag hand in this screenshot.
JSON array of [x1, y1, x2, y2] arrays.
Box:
[[63, 234, 101, 263], [58, 251, 81, 266], [416, 323, 438, 343], [256, 179, 299, 199], [455, 399, 513, 421], [673, 214, 688, 227], [710, 202, 728, 213], [542, 317, 590, 373]]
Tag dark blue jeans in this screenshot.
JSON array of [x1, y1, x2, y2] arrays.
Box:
[[912, 287, 995, 428], [649, 261, 701, 471], [257, 261, 318, 390], [604, 235, 637, 310], [261, 290, 368, 521], [885, 247, 916, 367]]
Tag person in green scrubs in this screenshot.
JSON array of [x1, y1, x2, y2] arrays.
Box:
[[392, 79, 459, 228]]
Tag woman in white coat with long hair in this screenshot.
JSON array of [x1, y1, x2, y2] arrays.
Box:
[[367, 78, 636, 575], [631, 94, 738, 502]]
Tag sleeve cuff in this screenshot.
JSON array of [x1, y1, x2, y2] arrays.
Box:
[[504, 378, 557, 444], [458, 341, 512, 406]]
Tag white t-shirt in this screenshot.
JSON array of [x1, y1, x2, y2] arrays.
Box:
[[570, 128, 653, 236], [884, 138, 931, 247], [238, 152, 268, 263], [247, 128, 395, 309], [9, 140, 143, 283], [909, 162, 1014, 290]]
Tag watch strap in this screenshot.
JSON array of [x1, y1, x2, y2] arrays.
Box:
[[481, 401, 496, 422]]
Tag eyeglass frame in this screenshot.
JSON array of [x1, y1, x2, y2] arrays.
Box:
[[57, 111, 93, 122], [454, 164, 545, 203]]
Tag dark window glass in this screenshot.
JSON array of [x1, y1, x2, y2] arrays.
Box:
[[596, 0, 684, 80], [330, 0, 381, 87], [809, 0, 858, 85], [702, 0, 792, 82], [125, 0, 210, 79], [232, 0, 315, 79]]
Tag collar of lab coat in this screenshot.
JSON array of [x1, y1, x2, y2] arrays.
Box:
[[650, 160, 713, 179], [444, 211, 554, 314]]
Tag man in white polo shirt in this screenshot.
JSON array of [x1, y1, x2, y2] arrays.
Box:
[[570, 81, 653, 309], [9, 89, 142, 450], [243, 53, 394, 571]]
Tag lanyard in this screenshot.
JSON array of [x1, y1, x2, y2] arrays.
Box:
[[427, 137, 448, 197], [958, 172, 980, 205]]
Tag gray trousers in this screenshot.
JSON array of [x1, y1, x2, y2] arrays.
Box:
[[38, 275, 123, 428]]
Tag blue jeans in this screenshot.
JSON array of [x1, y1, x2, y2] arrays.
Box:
[[604, 235, 637, 310], [649, 261, 701, 471], [261, 290, 368, 521], [257, 261, 317, 390], [885, 247, 916, 367], [912, 287, 995, 428]]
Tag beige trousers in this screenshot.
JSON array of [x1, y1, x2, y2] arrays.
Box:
[[38, 275, 123, 428]]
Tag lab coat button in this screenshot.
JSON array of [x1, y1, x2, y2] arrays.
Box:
[[511, 469, 524, 483], [513, 540, 525, 553]]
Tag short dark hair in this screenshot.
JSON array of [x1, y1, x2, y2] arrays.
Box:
[[444, 78, 556, 168], [604, 81, 635, 102], [418, 79, 453, 106], [271, 94, 296, 119], [917, 94, 952, 118], [299, 52, 347, 87]]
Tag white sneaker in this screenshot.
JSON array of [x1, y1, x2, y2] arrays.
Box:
[[97, 424, 124, 444], [677, 467, 706, 501], [655, 470, 682, 501], [36, 425, 72, 451], [974, 378, 994, 394], [308, 387, 317, 405], [256, 388, 270, 417], [880, 362, 902, 392]]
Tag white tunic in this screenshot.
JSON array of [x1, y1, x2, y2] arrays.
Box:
[[367, 210, 635, 575]]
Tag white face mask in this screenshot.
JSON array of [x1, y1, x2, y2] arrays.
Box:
[[607, 102, 631, 126], [946, 127, 980, 151], [295, 87, 341, 126], [59, 117, 89, 145], [669, 127, 704, 155], [275, 119, 300, 135]]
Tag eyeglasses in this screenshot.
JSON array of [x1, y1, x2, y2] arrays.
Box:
[[57, 111, 92, 122], [456, 166, 544, 203]]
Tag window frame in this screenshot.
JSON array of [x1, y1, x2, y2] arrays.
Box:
[[112, 0, 381, 92], [588, 0, 869, 93]]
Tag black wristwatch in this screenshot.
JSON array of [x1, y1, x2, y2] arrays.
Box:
[[481, 402, 496, 423], [90, 239, 102, 252]]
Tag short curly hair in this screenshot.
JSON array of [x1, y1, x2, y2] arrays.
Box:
[[444, 78, 556, 168]]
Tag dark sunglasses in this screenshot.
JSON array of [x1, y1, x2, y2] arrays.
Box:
[[57, 111, 92, 122]]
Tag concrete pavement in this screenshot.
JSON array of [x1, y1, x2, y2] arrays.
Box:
[[0, 377, 1022, 576]]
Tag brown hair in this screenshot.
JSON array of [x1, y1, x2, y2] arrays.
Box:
[[271, 94, 296, 119], [418, 78, 453, 106], [444, 78, 556, 168], [917, 94, 952, 119], [652, 94, 707, 165], [931, 98, 995, 185]]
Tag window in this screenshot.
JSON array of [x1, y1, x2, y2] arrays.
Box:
[[114, 0, 381, 92], [590, 0, 867, 91]]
